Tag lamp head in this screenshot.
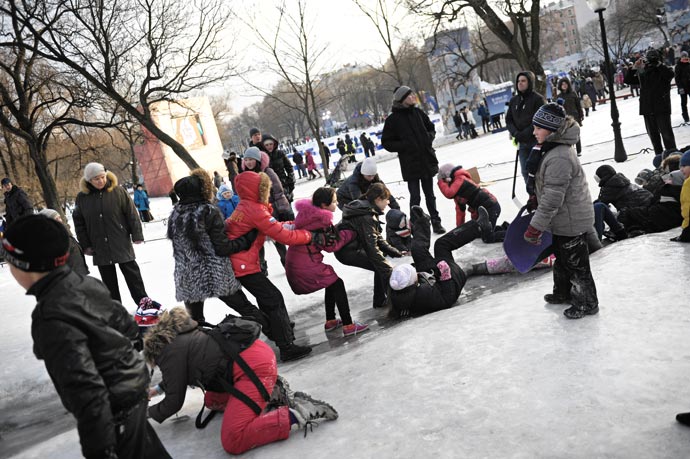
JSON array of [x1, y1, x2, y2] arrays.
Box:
[[586, 0, 610, 12]]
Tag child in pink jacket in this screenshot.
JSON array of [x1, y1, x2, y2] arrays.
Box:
[[285, 187, 368, 336]]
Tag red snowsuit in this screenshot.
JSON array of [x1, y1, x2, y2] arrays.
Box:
[[437, 166, 497, 227]]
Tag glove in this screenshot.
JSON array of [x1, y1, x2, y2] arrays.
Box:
[[524, 225, 543, 245], [526, 195, 538, 212]]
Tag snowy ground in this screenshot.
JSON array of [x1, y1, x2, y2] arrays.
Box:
[[2, 92, 690, 458]]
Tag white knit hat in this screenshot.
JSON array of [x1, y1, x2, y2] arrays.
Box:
[[389, 264, 418, 290], [39, 208, 61, 220], [438, 163, 456, 180], [83, 162, 106, 181], [360, 157, 377, 176]]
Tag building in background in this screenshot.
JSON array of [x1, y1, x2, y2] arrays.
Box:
[[134, 97, 225, 196]]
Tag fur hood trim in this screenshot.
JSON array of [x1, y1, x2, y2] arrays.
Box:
[[189, 168, 215, 202], [79, 171, 118, 194], [143, 307, 197, 366], [294, 198, 334, 231], [234, 171, 271, 204], [661, 154, 681, 173]]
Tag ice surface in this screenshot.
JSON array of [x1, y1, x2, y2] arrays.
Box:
[[3, 92, 690, 458]]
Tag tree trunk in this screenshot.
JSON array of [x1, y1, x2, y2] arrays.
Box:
[[130, 109, 201, 170], [28, 141, 65, 220]]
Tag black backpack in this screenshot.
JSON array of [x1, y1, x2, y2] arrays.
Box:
[[195, 316, 271, 428]]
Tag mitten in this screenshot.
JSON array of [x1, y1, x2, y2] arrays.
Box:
[[526, 195, 538, 212], [436, 260, 451, 281], [524, 225, 543, 245]]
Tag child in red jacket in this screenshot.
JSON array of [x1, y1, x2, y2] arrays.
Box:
[[437, 163, 505, 242], [286, 187, 369, 336]]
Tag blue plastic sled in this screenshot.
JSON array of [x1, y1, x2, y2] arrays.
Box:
[[503, 206, 553, 274]]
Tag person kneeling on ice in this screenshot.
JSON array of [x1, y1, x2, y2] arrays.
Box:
[[388, 206, 491, 317], [524, 102, 599, 319], [1, 215, 171, 458], [144, 308, 338, 455]]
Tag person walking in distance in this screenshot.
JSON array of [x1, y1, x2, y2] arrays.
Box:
[[381, 86, 446, 234]]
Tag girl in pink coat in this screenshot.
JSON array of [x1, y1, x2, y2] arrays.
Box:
[[305, 151, 322, 180], [285, 187, 368, 336]]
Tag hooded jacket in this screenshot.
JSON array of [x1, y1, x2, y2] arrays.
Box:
[[73, 171, 143, 265], [216, 183, 240, 219], [285, 199, 356, 294], [3, 184, 33, 224], [557, 78, 584, 122], [338, 199, 400, 281], [336, 162, 400, 210], [242, 151, 292, 218], [145, 308, 226, 422], [29, 266, 148, 457], [437, 166, 498, 227], [674, 60, 690, 92], [385, 208, 412, 252], [506, 71, 546, 144], [381, 102, 439, 181], [133, 188, 150, 211], [530, 118, 595, 236], [225, 172, 311, 277], [262, 134, 296, 196], [597, 172, 654, 211]]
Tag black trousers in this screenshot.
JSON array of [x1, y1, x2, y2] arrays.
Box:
[[115, 400, 171, 459], [98, 261, 148, 305], [552, 234, 598, 311], [643, 113, 677, 154], [334, 250, 388, 308], [407, 176, 440, 222], [324, 278, 353, 324], [481, 202, 506, 243], [681, 93, 689, 122], [239, 273, 295, 348], [184, 289, 271, 337]]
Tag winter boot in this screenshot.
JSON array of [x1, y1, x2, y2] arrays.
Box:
[[613, 228, 628, 241], [544, 293, 571, 304], [411, 206, 432, 249], [343, 321, 369, 337], [477, 206, 492, 243], [676, 412, 690, 426], [410, 205, 430, 226], [280, 343, 313, 362], [324, 319, 342, 332], [431, 219, 446, 235], [563, 305, 599, 319], [290, 391, 339, 428]]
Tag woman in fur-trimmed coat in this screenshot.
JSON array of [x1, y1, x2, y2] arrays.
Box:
[[168, 169, 267, 328]]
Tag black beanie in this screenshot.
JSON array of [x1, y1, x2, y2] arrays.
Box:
[[173, 175, 204, 204], [249, 127, 260, 137], [595, 165, 616, 185], [1, 215, 69, 272]]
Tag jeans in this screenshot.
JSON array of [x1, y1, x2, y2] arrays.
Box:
[[518, 141, 536, 184], [593, 202, 623, 240], [407, 176, 440, 222]]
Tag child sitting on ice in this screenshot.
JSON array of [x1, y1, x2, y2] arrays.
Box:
[[437, 163, 505, 242], [385, 208, 412, 253], [216, 183, 240, 219], [671, 150, 690, 242], [285, 187, 369, 336]]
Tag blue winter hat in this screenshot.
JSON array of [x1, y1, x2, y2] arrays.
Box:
[[681, 150, 690, 167], [216, 183, 233, 200]]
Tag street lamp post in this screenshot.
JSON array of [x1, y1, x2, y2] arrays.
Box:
[[587, 0, 627, 162]]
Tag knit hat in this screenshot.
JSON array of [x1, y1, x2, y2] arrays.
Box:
[[594, 165, 616, 184], [244, 146, 262, 162], [216, 183, 234, 200], [83, 162, 106, 181], [249, 127, 260, 137], [532, 103, 566, 132], [634, 169, 654, 186], [682, 51, 689, 58], [135, 297, 163, 330], [173, 175, 202, 200], [681, 150, 690, 167], [1, 177, 10, 186], [438, 163, 456, 180], [389, 264, 418, 290], [360, 157, 377, 176], [393, 85, 413, 103], [1, 215, 69, 272], [39, 208, 61, 220]]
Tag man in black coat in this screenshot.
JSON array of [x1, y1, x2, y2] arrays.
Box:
[[381, 85, 446, 234], [262, 134, 296, 202], [506, 71, 546, 183], [2, 177, 33, 226], [675, 51, 690, 123], [1, 215, 170, 459], [635, 49, 677, 154]]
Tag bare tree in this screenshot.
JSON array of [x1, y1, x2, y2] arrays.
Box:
[[246, 0, 335, 175], [408, 0, 548, 95], [3, 0, 237, 171]]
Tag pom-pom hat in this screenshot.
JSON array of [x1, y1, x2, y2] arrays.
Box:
[[532, 102, 566, 132]]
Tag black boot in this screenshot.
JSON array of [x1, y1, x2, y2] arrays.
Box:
[[676, 412, 690, 426], [544, 293, 571, 304], [563, 305, 599, 319], [280, 343, 312, 362], [411, 206, 432, 249], [477, 206, 493, 242], [410, 205, 430, 226], [431, 219, 446, 235]]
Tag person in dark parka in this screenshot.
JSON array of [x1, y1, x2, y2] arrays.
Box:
[[381, 85, 446, 234], [1, 177, 33, 226], [1, 215, 170, 459], [336, 158, 400, 210], [557, 78, 584, 155], [262, 134, 296, 202], [73, 162, 152, 306], [634, 49, 677, 154], [674, 51, 690, 123], [505, 71, 546, 183]]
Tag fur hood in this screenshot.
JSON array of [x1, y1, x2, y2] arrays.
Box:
[[294, 198, 334, 231], [79, 170, 118, 194], [662, 154, 681, 173], [234, 171, 271, 204], [557, 77, 573, 94], [143, 307, 197, 365], [190, 168, 215, 202]]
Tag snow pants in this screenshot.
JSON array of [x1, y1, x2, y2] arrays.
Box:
[[552, 233, 598, 311], [239, 273, 295, 348], [206, 340, 291, 455]]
